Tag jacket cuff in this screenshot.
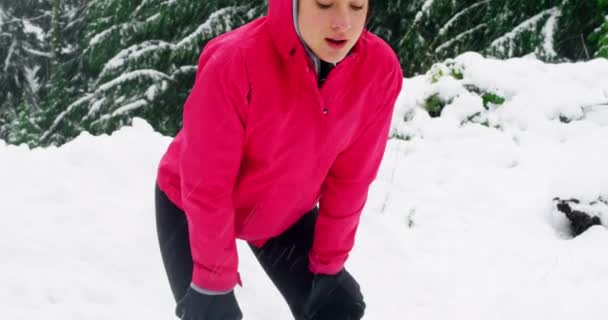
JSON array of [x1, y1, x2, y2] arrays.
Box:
[[192, 265, 243, 292], [190, 282, 233, 295], [308, 251, 346, 275]]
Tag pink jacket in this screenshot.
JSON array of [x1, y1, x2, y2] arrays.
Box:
[[156, 0, 403, 291]]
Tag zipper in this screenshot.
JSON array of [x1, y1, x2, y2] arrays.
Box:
[[313, 53, 358, 117]]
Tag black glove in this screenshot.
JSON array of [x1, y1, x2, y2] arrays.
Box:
[[175, 287, 243, 320], [303, 269, 366, 320]]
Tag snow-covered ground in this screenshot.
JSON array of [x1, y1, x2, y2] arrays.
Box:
[[1, 53, 607, 319]]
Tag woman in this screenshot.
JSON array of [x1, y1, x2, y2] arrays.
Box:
[[155, 0, 403, 319]]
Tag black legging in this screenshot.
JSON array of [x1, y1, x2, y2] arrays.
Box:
[[155, 182, 329, 319]]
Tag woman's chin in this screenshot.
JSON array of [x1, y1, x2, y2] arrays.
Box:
[[317, 50, 347, 64]]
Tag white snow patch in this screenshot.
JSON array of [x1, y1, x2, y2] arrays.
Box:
[[2, 54, 608, 320]]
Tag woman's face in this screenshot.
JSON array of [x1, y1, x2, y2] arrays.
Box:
[[298, 0, 369, 64]]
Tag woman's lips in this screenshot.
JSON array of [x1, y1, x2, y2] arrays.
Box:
[[326, 38, 348, 49]]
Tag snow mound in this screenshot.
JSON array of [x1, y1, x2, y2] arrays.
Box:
[[1, 54, 608, 319]]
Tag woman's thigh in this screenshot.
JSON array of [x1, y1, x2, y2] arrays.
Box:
[[248, 207, 319, 319]]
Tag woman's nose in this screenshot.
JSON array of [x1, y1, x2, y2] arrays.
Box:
[[331, 10, 352, 32]]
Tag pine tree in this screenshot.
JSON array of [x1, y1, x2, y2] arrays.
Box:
[[590, 0, 608, 58], [2, 0, 606, 147], [371, 0, 608, 75], [38, 0, 70, 145], [39, 0, 266, 146], [595, 18, 608, 58], [0, 0, 50, 143], [5, 100, 43, 148]]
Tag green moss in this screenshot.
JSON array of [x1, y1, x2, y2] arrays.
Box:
[[451, 68, 464, 80], [482, 92, 506, 110], [429, 60, 464, 83], [445, 60, 464, 80], [430, 68, 445, 84], [424, 94, 445, 118]]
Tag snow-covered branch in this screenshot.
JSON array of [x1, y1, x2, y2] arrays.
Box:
[[435, 24, 487, 53], [489, 7, 559, 57], [97, 69, 171, 93], [176, 5, 247, 50], [438, 0, 490, 37]]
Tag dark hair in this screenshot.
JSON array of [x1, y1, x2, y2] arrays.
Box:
[[365, 1, 373, 27]]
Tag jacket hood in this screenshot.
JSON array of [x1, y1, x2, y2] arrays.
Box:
[[267, 0, 365, 68], [292, 0, 322, 74], [267, 0, 301, 61]]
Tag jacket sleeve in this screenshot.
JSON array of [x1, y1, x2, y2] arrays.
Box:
[[179, 46, 249, 291], [309, 64, 403, 275]]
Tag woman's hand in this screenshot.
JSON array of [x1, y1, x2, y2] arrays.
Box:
[[175, 286, 243, 320], [303, 269, 366, 320]]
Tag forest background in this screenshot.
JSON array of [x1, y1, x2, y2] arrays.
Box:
[[0, 0, 607, 148]]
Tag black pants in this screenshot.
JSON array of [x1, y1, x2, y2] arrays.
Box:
[[155, 182, 342, 319]]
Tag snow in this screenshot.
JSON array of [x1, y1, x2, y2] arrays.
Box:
[[0, 8, 6, 25], [23, 47, 52, 58], [86, 97, 106, 119], [95, 5, 246, 83], [61, 44, 77, 55], [90, 3, 245, 76], [89, 25, 118, 47], [176, 6, 244, 50], [562, 200, 608, 220], [97, 69, 171, 93], [24, 65, 41, 95], [145, 82, 167, 101], [538, 8, 562, 59], [437, 0, 490, 37], [100, 41, 172, 79], [2, 54, 608, 319], [145, 12, 160, 23], [22, 19, 45, 42], [435, 24, 487, 54], [133, 0, 156, 17], [43, 69, 171, 140], [110, 99, 148, 117], [40, 94, 94, 142], [414, 0, 436, 24], [3, 39, 16, 72]]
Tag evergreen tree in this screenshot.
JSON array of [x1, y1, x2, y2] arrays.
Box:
[[38, 0, 70, 145], [1, 0, 606, 147], [590, 0, 608, 58], [595, 18, 608, 58], [4, 100, 43, 147], [39, 0, 266, 146], [371, 0, 608, 74], [0, 0, 50, 143]]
